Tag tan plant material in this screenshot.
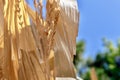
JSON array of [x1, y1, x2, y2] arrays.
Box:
[[90, 67, 98, 80], [0, 0, 79, 80]]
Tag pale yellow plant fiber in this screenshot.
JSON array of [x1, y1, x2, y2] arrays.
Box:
[[0, 0, 79, 80]]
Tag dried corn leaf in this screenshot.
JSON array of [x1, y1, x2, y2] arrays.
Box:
[[3, 0, 47, 80], [54, 0, 79, 79], [0, 0, 79, 80]]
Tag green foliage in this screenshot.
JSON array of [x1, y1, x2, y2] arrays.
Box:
[[73, 40, 85, 69], [75, 39, 120, 80]]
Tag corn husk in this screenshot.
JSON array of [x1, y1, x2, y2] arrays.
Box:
[[0, 0, 79, 80]]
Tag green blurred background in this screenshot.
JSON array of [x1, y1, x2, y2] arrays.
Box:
[[74, 39, 120, 80]]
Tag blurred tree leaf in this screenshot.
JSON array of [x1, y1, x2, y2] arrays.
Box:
[[75, 39, 120, 80], [73, 40, 85, 69]]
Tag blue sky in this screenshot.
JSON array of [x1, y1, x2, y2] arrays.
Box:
[[77, 0, 120, 58]]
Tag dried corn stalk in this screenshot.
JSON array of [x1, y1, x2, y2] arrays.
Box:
[[0, 0, 79, 80]]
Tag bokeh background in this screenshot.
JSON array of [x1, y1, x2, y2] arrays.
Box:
[[75, 0, 120, 80]]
